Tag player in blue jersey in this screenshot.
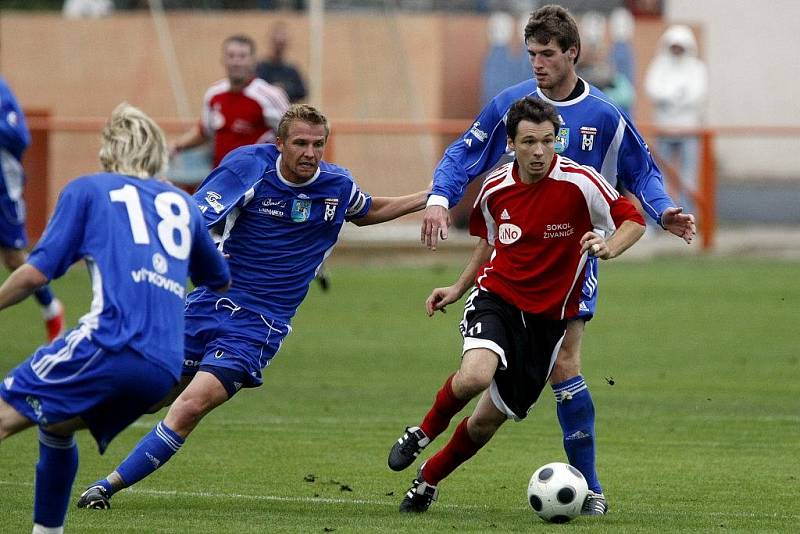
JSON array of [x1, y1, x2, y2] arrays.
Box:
[[391, 5, 697, 516], [76, 103, 429, 509], [0, 76, 66, 341], [0, 103, 230, 534]]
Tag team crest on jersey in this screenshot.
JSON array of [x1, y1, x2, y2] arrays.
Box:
[[554, 127, 569, 153], [291, 196, 312, 222], [580, 127, 597, 151], [205, 191, 225, 214], [323, 198, 339, 222]]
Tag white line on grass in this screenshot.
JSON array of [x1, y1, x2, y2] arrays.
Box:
[[1, 480, 798, 521]]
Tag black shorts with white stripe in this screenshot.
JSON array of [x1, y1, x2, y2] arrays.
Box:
[[460, 288, 567, 420]]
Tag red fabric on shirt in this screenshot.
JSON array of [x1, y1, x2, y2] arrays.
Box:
[[201, 77, 290, 166], [469, 154, 643, 319]]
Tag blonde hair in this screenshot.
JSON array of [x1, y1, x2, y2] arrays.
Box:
[[277, 104, 330, 140], [99, 103, 168, 178]]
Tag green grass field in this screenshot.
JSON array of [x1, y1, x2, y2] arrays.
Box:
[[1, 258, 798, 532]]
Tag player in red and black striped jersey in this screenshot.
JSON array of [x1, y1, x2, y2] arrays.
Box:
[[389, 97, 644, 514]]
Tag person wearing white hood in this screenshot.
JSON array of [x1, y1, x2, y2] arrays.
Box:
[[645, 24, 708, 217]]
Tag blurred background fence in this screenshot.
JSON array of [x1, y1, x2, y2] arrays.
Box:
[[3, 0, 799, 254]]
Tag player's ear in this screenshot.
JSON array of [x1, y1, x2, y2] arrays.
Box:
[[567, 46, 578, 63], [276, 137, 284, 153], [506, 135, 515, 151]]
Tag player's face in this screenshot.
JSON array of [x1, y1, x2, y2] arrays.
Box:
[[223, 41, 256, 85], [508, 120, 556, 183], [277, 120, 327, 183], [526, 38, 578, 96]]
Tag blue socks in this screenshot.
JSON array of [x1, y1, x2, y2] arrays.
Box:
[[552, 375, 601, 493], [34, 430, 78, 529], [33, 285, 54, 307], [110, 421, 184, 492]]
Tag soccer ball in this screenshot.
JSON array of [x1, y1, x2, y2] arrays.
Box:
[[527, 462, 589, 523]]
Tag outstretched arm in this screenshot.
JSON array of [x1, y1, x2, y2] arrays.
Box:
[[426, 238, 492, 316], [170, 124, 208, 158], [0, 264, 48, 312], [351, 190, 428, 226]]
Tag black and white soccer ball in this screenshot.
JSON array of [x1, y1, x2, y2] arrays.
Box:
[[527, 462, 589, 523]]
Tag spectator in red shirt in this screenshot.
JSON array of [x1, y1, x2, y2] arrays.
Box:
[[171, 34, 290, 169]]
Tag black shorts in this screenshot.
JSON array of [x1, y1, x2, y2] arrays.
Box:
[[460, 288, 567, 420]]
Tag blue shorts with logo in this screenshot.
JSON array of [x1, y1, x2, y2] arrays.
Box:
[[0, 329, 178, 453], [576, 257, 599, 321], [183, 289, 291, 396], [0, 193, 27, 249]]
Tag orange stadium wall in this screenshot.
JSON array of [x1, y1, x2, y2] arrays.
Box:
[[0, 11, 673, 240], [0, 12, 486, 226]]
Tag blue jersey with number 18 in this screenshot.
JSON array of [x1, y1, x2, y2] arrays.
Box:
[[27, 173, 230, 378]]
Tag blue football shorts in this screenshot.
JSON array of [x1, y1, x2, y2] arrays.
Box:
[[0, 329, 179, 453], [182, 289, 292, 397], [576, 256, 599, 320], [0, 193, 27, 249]]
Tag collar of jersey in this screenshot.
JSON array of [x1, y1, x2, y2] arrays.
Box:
[[535, 77, 591, 107], [275, 154, 322, 187]]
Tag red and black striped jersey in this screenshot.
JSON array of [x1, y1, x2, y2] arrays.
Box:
[[469, 154, 644, 319]]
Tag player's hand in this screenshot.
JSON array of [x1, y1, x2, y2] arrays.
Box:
[[426, 286, 460, 316], [421, 205, 450, 251], [661, 207, 696, 244], [580, 232, 611, 260], [168, 141, 182, 160]]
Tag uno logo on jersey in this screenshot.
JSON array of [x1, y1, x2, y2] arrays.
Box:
[[498, 223, 522, 245]]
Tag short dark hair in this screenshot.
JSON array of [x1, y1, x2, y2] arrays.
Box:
[[505, 97, 561, 140], [277, 104, 330, 140], [524, 5, 581, 64], [223, 34, 256, 55]]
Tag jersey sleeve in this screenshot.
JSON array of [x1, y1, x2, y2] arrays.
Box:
[[187, 202, 231, 290], [616, 113, 676, 224], [27, 181, 88, 280], [467, 185, 490, 241], [0, 81, 31, 156], [582, 166, 645, 234], [344, 181, 373, 221], [193, 148, 266, 227], [609, 196, 645, 228], [431, 97, 510, 208]]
